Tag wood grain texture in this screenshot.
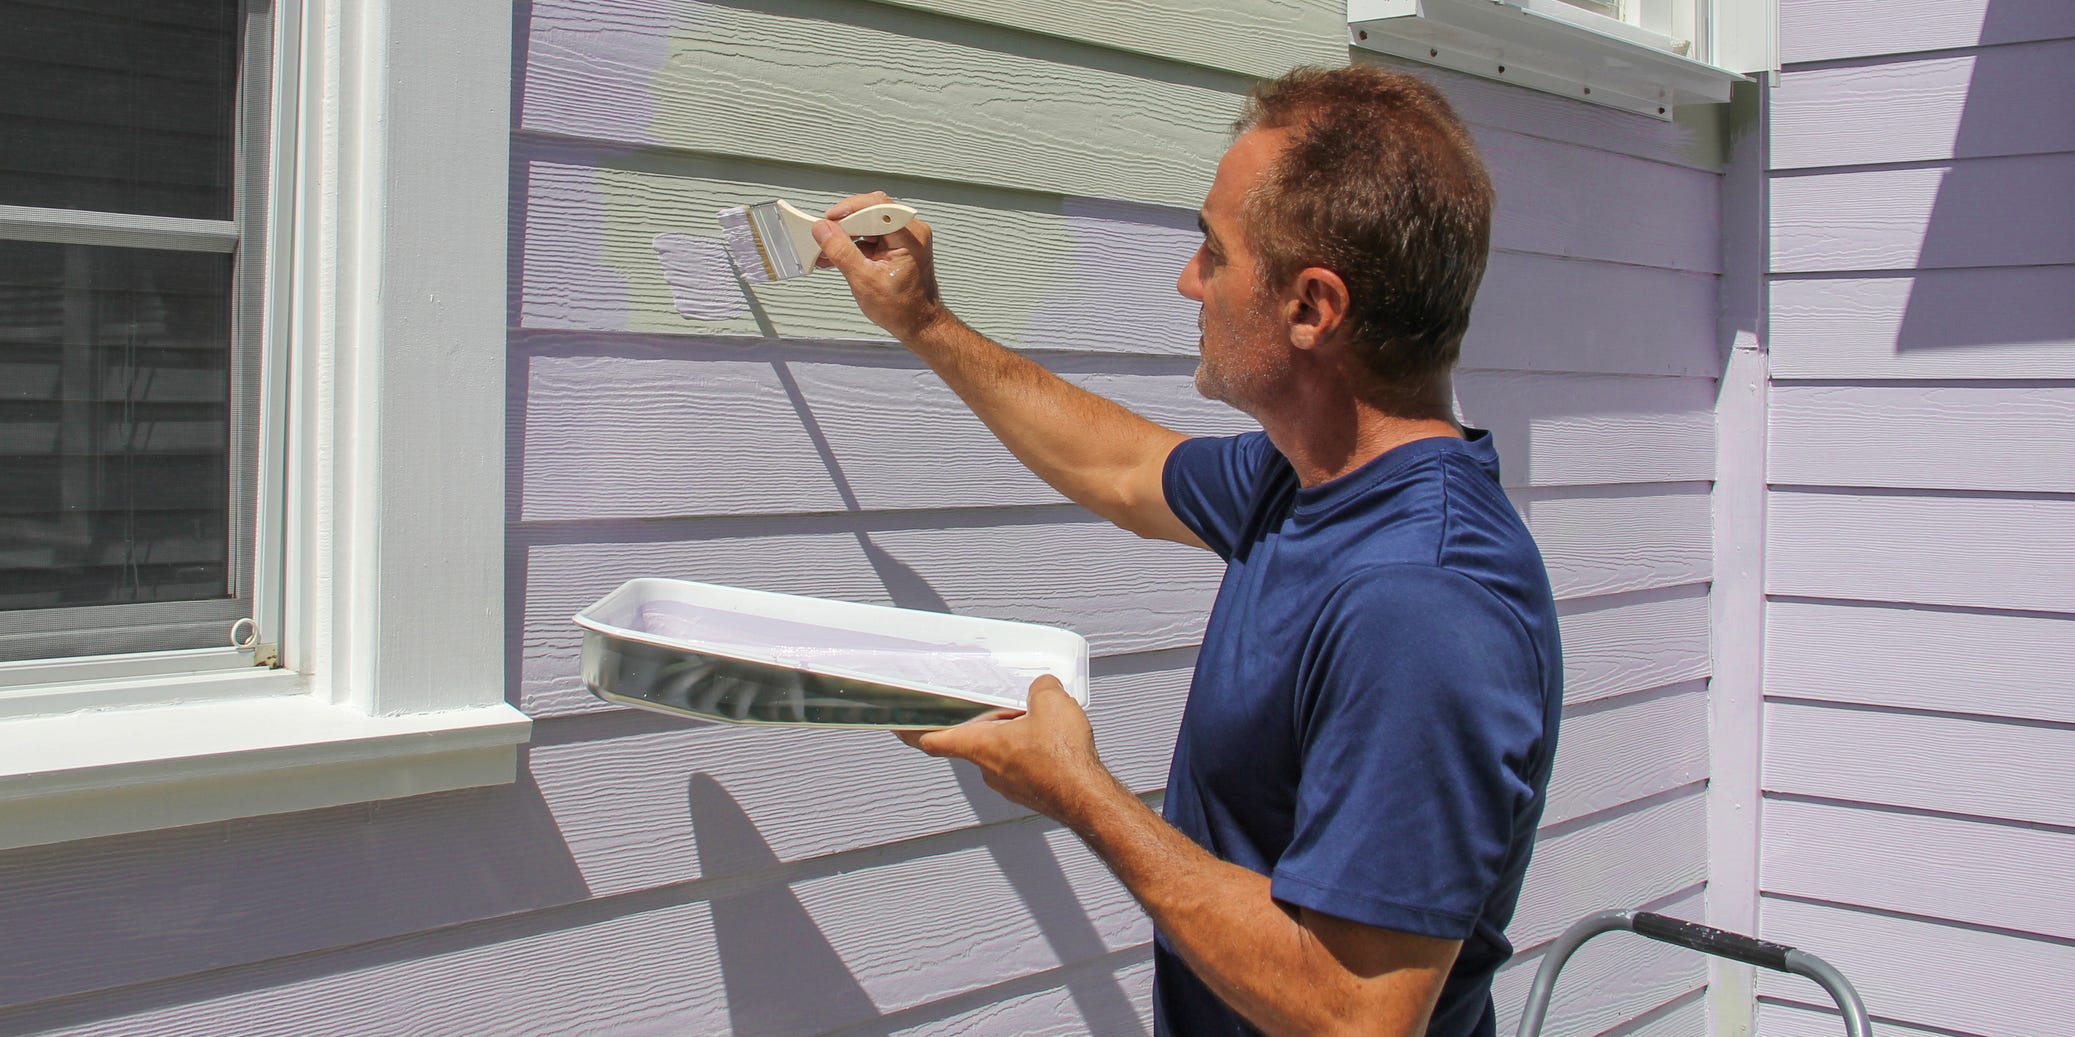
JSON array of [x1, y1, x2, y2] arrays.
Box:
[[859, 0, 1344, 78], [1769, 384, 2075, 493], [1508, 484, 1712, 602], [1764, 700, 2075, 827], [517, 522, 1225, 715], [1770, 153, 2075, 273], [1542, 682, 1708, 828], [1769, 267, 2075, 379], [1477, 128, 1721, 273], [1765, 599, 2075, 723], [519, 157, 1206, 352], [1556, 585, 1712, 705], [1765, 490, 2075, 613], [1757, 999, 1952, 1037], [524, 666, 1189, 896], [1456, 371, 1717, 489], [1762, 797, 2075, 941], [1757, 895, 2075, 1036], [1780, 0, 2075, 64], [878, 954, 1153, 1037], [519, 0, 1243, 209], [1511, 790, 1708, 952], [1464, 253, 1721, 379], [1771, 39, 2075, 169], [1492, 887, 1707, 1037], [0, 822, 1148, 1037], [513, 345, 1249, 521]]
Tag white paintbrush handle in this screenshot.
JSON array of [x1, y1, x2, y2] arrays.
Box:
[[833, 203, 918, 236]]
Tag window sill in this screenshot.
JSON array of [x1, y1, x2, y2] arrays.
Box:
[[0, 680, 531, 851]]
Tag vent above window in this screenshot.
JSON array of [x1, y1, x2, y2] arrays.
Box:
[[1350, 0, 1763, 120]]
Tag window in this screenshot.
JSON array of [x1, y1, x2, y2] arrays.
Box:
[[0, 0, 271, 663], [0, 0, 529, 851], [1348, 0, 1778, 120]]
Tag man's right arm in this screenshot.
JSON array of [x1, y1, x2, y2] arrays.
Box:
[[811, 195, 1206, 548]]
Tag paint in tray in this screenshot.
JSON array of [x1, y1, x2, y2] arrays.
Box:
[[576, 578, 1089, 729]]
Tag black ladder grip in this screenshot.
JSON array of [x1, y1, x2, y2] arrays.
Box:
[[1631, 912, 1794, 971]]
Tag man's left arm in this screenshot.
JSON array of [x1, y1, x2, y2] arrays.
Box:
[[903, 681, 1459, 1037]]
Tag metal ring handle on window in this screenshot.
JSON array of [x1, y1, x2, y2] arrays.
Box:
[[230, 617, 261, 651]]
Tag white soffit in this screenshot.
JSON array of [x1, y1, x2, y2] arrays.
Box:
[[1350, 0, 1745, 120]]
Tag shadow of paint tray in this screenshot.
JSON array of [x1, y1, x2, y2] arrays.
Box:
[[576, 578, 1090, 729]]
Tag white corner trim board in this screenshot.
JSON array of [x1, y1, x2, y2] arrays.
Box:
[[0, 690, 531, 851]]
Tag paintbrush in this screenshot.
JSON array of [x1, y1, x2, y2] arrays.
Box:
[[716, 199, 919, 283]]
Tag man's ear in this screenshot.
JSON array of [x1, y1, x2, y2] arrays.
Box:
[[1285, 267, 1350, 352]]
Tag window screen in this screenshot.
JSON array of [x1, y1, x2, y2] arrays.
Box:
[[0, 0, 265, 662]]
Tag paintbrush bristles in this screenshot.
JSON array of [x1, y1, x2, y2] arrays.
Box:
[[716, 204, 781, 283]]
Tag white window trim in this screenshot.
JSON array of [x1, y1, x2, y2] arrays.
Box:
[[0, 0, 529, 852], [1349, 0, 1776, 121]]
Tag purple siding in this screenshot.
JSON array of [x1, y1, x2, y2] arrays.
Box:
[[1758, 2, 2075, 1033]]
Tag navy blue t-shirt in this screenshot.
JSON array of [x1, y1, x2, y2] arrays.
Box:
[[1155, 429, 1562, 1037]]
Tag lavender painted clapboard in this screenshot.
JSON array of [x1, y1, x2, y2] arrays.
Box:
[[1770, 152, 2075, 273], [1765, 599, 2075, 723], [1780, 0, 2075, 63], [1762, 797, 2075, 941], [1757, 895, 2075, 1036], [1765, 490, 2075, 613], [1769, 267, 2075, 379], [1771, 38, 2075, 169], [1769, 383, 2075, 493]]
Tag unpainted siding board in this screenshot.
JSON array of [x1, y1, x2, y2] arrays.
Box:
[[1771, 153, 2075, 273], [1769, 268, 2075, 379], [1510, 792, 1707, 953], [519, 524, 1224, 716], [1542, 682, 1709, 827], [1764, 700, 2075, 827], [1771, 39, 2075, 169], [1465, 253, 1720, 378], [1769, 384, 2075, 493], [1456, 371, 1717, 489], [1765, 599, 2075, 724], [1765, 490, 2075, 613], [1556, 585, 1713, 705], [518, 158, 1205, 352], [1780, 0, 2075, 64], [1508, 484, 1712, 601], [860, 0, 1345, 79], [1492, 887, 1707, 1037], [519, 0, 1244, 209], [1762, 797, 2075, 941], [1758, 895, 2075, 1036]]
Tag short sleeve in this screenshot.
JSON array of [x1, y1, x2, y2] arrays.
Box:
[[1162, 432, 1275, 559], [1270, 565, 1549, 940]]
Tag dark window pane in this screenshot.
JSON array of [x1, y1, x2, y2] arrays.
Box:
[[0, 239, 232, 612], [0, 0, 240, 219]]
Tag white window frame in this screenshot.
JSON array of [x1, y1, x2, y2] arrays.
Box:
[[0, 0, 529, 852], [1349, 0, 1779, 120]]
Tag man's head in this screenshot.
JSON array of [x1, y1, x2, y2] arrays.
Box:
[[1195, 65, 1494, 406]]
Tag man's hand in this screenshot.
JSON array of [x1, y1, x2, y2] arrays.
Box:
[[897, 676, 1126, 823], [813, 191, 947, 341]]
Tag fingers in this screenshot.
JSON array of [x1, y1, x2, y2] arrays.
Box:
[[810, 220, 870, 279]]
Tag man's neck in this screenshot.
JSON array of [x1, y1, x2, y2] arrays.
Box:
[[1256, 373, 1463, 489]]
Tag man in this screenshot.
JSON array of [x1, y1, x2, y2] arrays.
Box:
[[810, 65, 1560, 1037]]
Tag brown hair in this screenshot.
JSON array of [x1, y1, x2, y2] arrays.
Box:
[[1235, 65, 1494, 394]]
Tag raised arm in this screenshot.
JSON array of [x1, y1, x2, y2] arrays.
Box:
[[810, 193, 1205, 548]]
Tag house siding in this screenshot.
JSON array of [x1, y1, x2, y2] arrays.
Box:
[[0, 4, 1727, 1035], [1757, 2, 2075, 1034]]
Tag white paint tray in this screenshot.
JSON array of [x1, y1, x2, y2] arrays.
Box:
[[575, 578, 1089, 729]]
